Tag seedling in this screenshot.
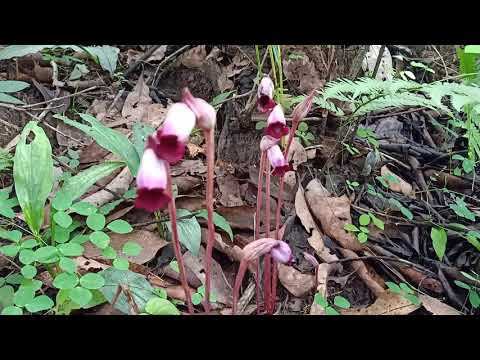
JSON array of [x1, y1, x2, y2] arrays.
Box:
[[356, 127, 379, 149], [346, 180, 360, 191], [385, 281, 421, 306], [314, 293, 351, 315], [455, 272, 480, 310], [344, 212, 384, 244], [295, 122, 315, 146]]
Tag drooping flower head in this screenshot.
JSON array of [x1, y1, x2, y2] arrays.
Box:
[[181, 88, 216, 130], [260, 135, 279, 153], [148, 103, 196, 164], [257, 76, 276, 113], [135, 148, 171, 212], [241, 238, 293, 265], [265, 105, 289, 139], [267, 145, 291, 177]]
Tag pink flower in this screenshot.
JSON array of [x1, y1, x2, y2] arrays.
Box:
[[257, 76, 276, 113], [265, 105, 289, 139], [241, 238, 293, 265], [148, 103, 196, 164], [267, 145, 291, 177], [181, 88, 216, 130], [135, 148, 171, 212], [271, 241, 293, 264], [260, 135, 279, 152]]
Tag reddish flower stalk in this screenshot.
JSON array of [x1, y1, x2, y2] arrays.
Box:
[[263, 161, 272, 314], [254, 151, 266, 313], [166, 163, 194, 314], [270, 177, 284, 313]]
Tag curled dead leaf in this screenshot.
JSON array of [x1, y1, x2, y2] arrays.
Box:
[[278, 263, 316, 298], [122, 74, 152, 125], [380, 165, 413, 197], [419, 294, 462, 315], [217, 174, 244, 207]]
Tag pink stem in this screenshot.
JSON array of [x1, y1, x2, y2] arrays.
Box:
[[254, 151, 266, 313], [203, 129, 215, 312], [264, 161, 272, 314], [166, 164, 194, 314], [270, 175, 284, 313], [284, 116, 300, 159], [232, 260, 249, 315]]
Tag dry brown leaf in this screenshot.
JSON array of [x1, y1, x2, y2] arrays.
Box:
[[283, 53, 324, 93], [294, 186, 338, 263], [186, 143, 204, 158], [147, 45, 167, 61], [83, 230, 167, 265], [340, 290, 420, 315], [381, 165, 413, 197], [304, 179, 362, 252], [310, 263, 331, 315], [146, 103, 168, 128], [56, 122, 93, 147], [306, 148, 317, 160], [121, 74, 153, 124], [171, 159, 207, 176], [419, 294, 462, 315], [75, 256, 109, 273], [398, 266, 443, 294], [216, 205, 255, 230], [278, 263, 316, 298], [176, 196, 205, 212], [81, 167, 132, 207], [105, 205, 134, 224], [172, 175, 202, 194], [287, 137, 308, 170], [179, 46, 207, 69], [79, 141, 111, 164], [217, 174, 244, 207]]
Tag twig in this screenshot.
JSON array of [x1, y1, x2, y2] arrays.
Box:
[[430, 45, 449, 78], [21, 86, 97, 109], [124, 45, 163, 78], [152, 45, 191, 87], [371, 45, 386, 79]]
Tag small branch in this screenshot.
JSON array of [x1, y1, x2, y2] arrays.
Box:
[[371, 45, 386, 79]]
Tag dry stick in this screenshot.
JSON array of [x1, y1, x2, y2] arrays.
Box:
[[203, 129, 216, 312], [166, 163, 194, 314], [263, 161, 272, 314], [21, 86, 98, 109], [254, 151, 266, 313]]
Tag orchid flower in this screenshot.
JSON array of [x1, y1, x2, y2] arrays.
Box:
[[148, 102, 196, 164], [265, 105, 289, 139], [257, 76, 276, 113]]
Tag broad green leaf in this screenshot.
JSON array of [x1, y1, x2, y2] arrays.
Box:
[[100, 268, 156, 314], [369, 213, 384, 230], [454, 280, 471, 290], [399, 206, 413, 220], [89, 231, 110, 249], [166, 209, 201, 256], [122, 241, 142, 257], [0, 92, 24, 104], [359, 214, 371, 226], [34, 246, 58, 262], [68, 287, 93, 307], [0, 45, 69, 60], [70, 234, 89, 244], [69, 63, 89, 81], [403, 293, 421, 306], [314, 293, 328, 307], [70, 201, 97, 216], [465, 45, 480, 54], [20, 278, 42, 291], [53, 273, 79, 290], [255, 121, 267, 130], [107, 220, 133, 234], [57, 242, 84, 257], [430, 227, 447, 261], [1, 306, 23, 315], [113, 258, 129, 270], [25, 295, 54, 313], [13, 122, 53, 235], [333, 296, 351, 309], [210, 90, 235, 108], [20, 239, 38, 249], [80, 273, 105, 290], [343, 223, 359, 232], [0, 244, 19, 257], [469, 291, 480, 308], [0, 80, 29, 93], [20, 265, 37, 279], [52, 226, 70, 244], [55, 161, 124, 204], [53, 211, 73, 228], [6, 273, 24, 285], [466, 231, 480, 251], [399, 282, 414, 294], [84, 46, 120, 75], [98, 199, 124, 215], [359, 226, 369, 234], [0, 285, 14, 307], [54, 113, 139, 175], [385, 282, 402, 294], [52, 191, 72, 211], [298, 122, 308, 132], [449, 197, 476, 221], [195, 210, 233, 240], [59, 256, 77, 273], [191, 293, 203, 305], [357, 232, 368, 243], [0, 229, 22, 242], [169, 260, 180, 273], [102, 246, 117, 259], [13, 286, 36, 307], [325, 306, 340, 315], [145, 297, 180, 315], [87, 213, 106, 231]]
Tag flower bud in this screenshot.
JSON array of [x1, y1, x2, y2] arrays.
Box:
[[182, 88, 216, 130], [257, 76, 276, 113]]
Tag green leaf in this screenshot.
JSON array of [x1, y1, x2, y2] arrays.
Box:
[[255, 121, 267, 130], [122, 241, 142, 257], [0, 229, 22, 242], [13, 286, 36, 307], [54, 113, 139, 175], [79, 273, 105, 290], [1, 306, 23, 315], [56, 162, 124, 204], [98, 199, 124, 215], [359, 226, 369, 234], [195, 210, 233, 240], [102, 246, 117, 259], [403, 293, 421, 306], [399, 282, 414, 295], [0, 92, 24, 104], [70, 201, 97, 216], [70, 234, 89, 244], [59, 256, 77, 273], [314, 293, 328, 307], [13, 122, 54, 236], [0, 80, 30, 93], [100, 268, 156, 314], [145, 297, 180, 315], [52, 191, 72, 211], [84, 46, 119, 75], [210, 90, 236, 107], [449, 197, 476, 221], [399, 206, 413, 220], [20, 239, 38, 249], [132, 122, 156, 158], [430, 227, 447, 261], [166, 209, 201, 256], [357, 232, 368, 243], [89, 231, 110, 249], [33, 246, 58, 263], [469, 291, 480, 308], [0, 285, 14, 307], [385, 281, 402, 294], [6, 273, 24, 285], [69, 63, 89, 81], [53, 273, 79, 290], [107, 220, 133, 234], [53, 211, 73, 228], [68, 287, 93, 307], [369, 213, 384, 230], [20, 265, 37, 279], [52, 226, 71, 244], [87, 213, 106, 231], [359, 214, 371, 226], [333, 296, 351, 309], [191, 292, 203, 305], [57, 242, 84, 257], [454, 280, 471, 290], [298, 122, 308, 132], [20, 278, 42, 291], [25, 295, 54, 313], [169, 260, 180, 273], [325, 306, 340, 315], [113, 258, 129, 270], [0, 45, 61, 60], [343, 223, 359, 232], [465, 45, 480, 54], [0, 244, 19, 257]]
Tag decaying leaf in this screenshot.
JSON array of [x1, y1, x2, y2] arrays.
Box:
[[172, 176, 202, 194], [340, 290, 419, 315], [171, 159, 207, 176], [283, 52, 324, 93], [186, 143, 204, 158], [216, 205, 256, 230], [179, 46, 207, 69], [419, 294, 462, 315], [278, 263, 316, 298], [122, 74, 153, 124], [56, 122, 93, 147], [287, 137, 308, 170], [83, 230, 167, 265], [380, 165, 413, 197], [217, 174, 244, 207], [147, 45, 167, 61]]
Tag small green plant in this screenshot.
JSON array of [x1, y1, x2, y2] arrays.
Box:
[[449, 195, 476, 222], [342, 142, 360, 156], [452, 154, 475, 175], [346, 179, 360, 191], [356, 127, 379, 149], [385, 281, 421, 305], [344, 212, 384, 244], [191, 285, 217, 306], [430, 227, 447, 260], [454, 272, 480, 310], [295, 122, 315, 146], [314, 293, 351, 315], [210, 90, 236, 110]]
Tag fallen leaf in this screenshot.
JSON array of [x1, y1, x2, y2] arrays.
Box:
[[381, 165, 413, 197], [82, 167, 132, 207], [283, 53, 324, 93], [79, 141, 111, 164], [217, 174, 244, 207], [75, 256, 109, 273], [287, 137, 308, 170], [83, 230, 167, 265], [340, 290, 419, 315], [398, 266, 443, 294], [278, 263, 316, 298], [179, 46, 207, 69], [147, 45, 167, 61], [176, 196, 205, 213], [122, 74, 152, 125], [310, 263, 332, 315], [304, 179, 362, 251], [33, 62, 53, 83], [105, 205, 134, 224], [171, 159, 207, 176], [146, 103, 168, 128], [172, 175, 202, 194], [419, 294, 462, 315], [56, 122, 93, 147], [216, 205, 255, 230], [186, 143, 204, 158]]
